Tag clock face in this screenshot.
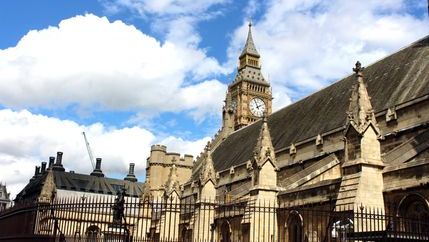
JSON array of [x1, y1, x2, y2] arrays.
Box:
[[249, 97, 266, 117]]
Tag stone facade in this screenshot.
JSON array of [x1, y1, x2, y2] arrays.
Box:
[[142, 28, 429, 241], [13, 24, 429, 242]]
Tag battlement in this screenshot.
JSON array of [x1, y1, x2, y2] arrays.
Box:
[[146, 144, 195, 197], [151, 144, 167, 152], [148, 145, 194, 166]]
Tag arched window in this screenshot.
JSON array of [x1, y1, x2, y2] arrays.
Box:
[[398, 194, 429, 233], [220, 221, 231, 242], [86, 225, 100, 242], [287, 211, 303, 242]]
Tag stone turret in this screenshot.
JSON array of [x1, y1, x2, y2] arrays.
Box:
[[199, 143, 216, 186], [336, 61, 385, 211], [146, 144, 194, 198], [344, 61, 383, 168], [346, 61, 380, 135], [253, 115, 276, 164], [149, 145, 167, 163], [247, 114, 279, 242], [251, 114, 278, 187]]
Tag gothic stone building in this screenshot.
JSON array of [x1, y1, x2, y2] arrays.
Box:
[[144, 25, 429, 241], [12, 25, 429, 242]]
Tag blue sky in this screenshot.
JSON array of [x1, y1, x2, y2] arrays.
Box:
[[0, 0, 428, 197]]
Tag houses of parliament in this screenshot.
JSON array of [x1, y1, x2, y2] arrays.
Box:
[[14, 23, 429, 241]]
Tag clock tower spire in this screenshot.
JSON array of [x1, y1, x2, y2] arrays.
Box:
[[224, 22, 273, 130]]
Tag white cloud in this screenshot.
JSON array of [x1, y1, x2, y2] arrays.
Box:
[[102, 0, 228, 17], [0, 14, 227, 120], [0, 109, 209, 199], [228, 0, 429, 110]]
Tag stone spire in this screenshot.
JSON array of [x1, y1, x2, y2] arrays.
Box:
[[253, 114, 276, 166], [240, 21, 260, 58], [347, 61, 379, 134], [222, 91, 235, 133], [199, 142, 216, 185]]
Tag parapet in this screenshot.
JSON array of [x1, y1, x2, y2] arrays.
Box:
[[183, 154, 194, 165], [149, 144, 167, 163], [147, 144, 194, 167], [151, 144, 167, 152]]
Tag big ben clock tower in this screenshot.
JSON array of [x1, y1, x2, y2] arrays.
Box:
[[225, 22, 272, 130]]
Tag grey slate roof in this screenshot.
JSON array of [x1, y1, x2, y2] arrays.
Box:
[[16, 170, 145, 202], [213, 35, 429, 172], [234, 65, 269, 86]]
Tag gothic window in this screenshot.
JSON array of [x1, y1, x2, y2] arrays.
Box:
[[398, 194, 429, 233]]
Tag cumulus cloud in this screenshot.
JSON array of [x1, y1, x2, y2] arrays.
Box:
[[0, 109, 209, 199], [0, 14, 227, 120], [227, 0, 429, 110]]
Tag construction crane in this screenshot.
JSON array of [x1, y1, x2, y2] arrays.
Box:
[[82, 132, 96, 170]]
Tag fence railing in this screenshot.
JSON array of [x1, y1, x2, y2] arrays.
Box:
[[0, 196, 428, 242]]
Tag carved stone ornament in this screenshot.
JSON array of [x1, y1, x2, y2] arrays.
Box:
[[229, 167, 235, 175], [290, 143, 297, 155]]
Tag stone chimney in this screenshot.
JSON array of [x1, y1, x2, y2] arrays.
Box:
[[52, 152, 65, 171], [90, 158, 104, 177], [124, 163, 138, 182], [48, 156, 55, 170], [41, 162, 47, 173]]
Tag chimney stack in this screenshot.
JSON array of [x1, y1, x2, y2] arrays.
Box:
[[52, 152, 65, 171], [35, 166, 41, 177], [56, 152, 63, 165], [41, 162, 47, 173], [90, 158, 104, 177], [48, 156, 55, 170], [96, 158, 102, 170], [124, 163, 138, 182], [30, 166, 39, 182]]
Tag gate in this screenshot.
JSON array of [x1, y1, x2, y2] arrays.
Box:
[[1, 196, 428, 241]]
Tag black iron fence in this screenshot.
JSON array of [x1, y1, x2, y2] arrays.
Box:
[[0, 196, 428, 242]]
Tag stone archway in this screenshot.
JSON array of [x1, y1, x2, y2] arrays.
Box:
[[397, 193, 429, 233], [287, 211, 304, 242], [220, 221, 231, 242]]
